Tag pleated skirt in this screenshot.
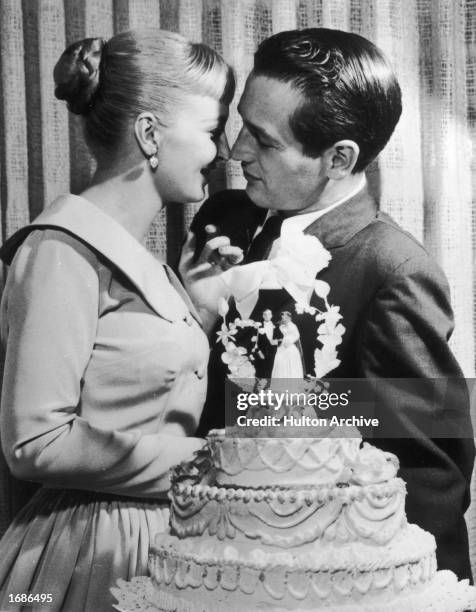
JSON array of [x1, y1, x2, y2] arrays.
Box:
[[0, 487, 169, 612]]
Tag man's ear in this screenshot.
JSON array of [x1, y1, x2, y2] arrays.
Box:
[[324, 140, 360, 179], [134, 111, 160, 158]]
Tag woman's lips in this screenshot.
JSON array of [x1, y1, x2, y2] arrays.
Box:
[[201, 168, 212, 183]]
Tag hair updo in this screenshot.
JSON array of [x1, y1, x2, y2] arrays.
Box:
[[54, 30, 235, 161], [54, 37, 105, 115]]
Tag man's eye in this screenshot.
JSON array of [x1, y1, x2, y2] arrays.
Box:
[[250, 131, 272, 149], [257, 138, 273, 149]]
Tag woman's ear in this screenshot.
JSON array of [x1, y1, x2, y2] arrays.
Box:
[[323, 140, 360, 179], [134, 111, 160, 159]]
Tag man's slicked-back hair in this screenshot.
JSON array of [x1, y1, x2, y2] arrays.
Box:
[[253, 28, 402, 172]]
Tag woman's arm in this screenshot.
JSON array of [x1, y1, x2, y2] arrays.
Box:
[[0, 230, 203, 498]]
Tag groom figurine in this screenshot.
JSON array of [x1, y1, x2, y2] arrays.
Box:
[[181, 28, 475, 580], [251, 309, 278, 378]]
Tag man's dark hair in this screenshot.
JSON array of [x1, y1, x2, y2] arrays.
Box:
[[253, 28, 402, 172]]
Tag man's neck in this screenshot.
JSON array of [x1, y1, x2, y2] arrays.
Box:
[[283, 173, 366, 218]]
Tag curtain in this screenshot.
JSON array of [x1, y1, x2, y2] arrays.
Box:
[[0, 0, 475, 574]]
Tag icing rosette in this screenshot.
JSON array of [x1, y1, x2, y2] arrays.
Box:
[[349, 442, 399, 485]]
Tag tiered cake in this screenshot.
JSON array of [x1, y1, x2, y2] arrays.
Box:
[[144, 431, 475, 611]]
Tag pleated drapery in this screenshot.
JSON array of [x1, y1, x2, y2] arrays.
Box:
[[0, 0, 475, 576]]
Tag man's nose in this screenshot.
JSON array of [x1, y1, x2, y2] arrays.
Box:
[[216, 132, 230, 162], [231, 126, 253, 162]]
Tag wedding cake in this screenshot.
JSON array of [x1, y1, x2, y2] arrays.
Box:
[[113, 225, 475, 611], [135, 431, 475, 612]]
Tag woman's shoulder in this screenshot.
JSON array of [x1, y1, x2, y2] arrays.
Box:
[[6, 228, 103, 295], [18, 227, 101, 269], [1, 227, 103, 337]]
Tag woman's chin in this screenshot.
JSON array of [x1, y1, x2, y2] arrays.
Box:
[[170, 187, 206, 205]]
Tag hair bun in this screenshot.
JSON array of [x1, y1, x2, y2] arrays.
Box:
[[54, 37, 105, 115]]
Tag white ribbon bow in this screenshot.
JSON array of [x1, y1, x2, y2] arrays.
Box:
[[220, 225, 332, 320]]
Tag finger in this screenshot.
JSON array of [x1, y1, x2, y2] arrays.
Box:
[[187, 260, 216, 276], [182, 231, 196, 253], [217, 255, 243, 271], [217, 245, 244, 265], [200, 236, 231, 263], [205, 224, 220, 238], [179, 232, 197, 267]]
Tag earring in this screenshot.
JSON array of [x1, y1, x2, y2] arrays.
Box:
[[149, 148, 158, 170]]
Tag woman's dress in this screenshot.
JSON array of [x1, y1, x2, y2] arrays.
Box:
[[0, 195, 209, 611], [271, 321, 304, 379]]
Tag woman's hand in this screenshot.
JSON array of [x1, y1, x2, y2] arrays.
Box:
[[179, 226, 243, 334]]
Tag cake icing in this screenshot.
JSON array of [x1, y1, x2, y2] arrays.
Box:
[[141, 432, 476, 611]]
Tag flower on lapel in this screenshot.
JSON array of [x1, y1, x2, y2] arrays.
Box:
[[278, 224, 332, 275]]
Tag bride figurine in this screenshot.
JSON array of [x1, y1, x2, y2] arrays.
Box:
[[271, 311, 304, 379]]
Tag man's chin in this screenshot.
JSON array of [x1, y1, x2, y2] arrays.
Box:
[[245, 183, 270, 209]]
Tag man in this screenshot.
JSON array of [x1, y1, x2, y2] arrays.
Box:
[[251, 309, 278, 378], [180, 28, 475, 580]]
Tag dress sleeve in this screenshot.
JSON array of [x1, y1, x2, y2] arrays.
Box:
[[0, 230, 203, 498]]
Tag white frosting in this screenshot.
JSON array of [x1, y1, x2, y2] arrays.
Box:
[[208, 434, 365, 487], [350, 443, 400, 485], [136, 435, 476, 611], [152, 523, 436, 575], [112, 572, 476, 612], [148, 525, 442, 609], [170, 479, 407, 546]]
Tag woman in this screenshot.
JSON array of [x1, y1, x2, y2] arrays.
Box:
[[271, 311, 305, 380], [0, 30, 234, 611]]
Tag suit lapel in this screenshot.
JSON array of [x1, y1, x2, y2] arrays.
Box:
[[303, 188, 378, 248]]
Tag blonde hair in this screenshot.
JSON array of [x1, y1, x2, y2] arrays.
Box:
[[54, 29, 235, 160]]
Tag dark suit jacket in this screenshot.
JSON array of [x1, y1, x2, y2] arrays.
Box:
[[251, 321, 279, 378], [189, 188, 475, 581]]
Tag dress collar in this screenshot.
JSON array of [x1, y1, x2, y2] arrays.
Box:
[[0, 194, 201, 324]]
